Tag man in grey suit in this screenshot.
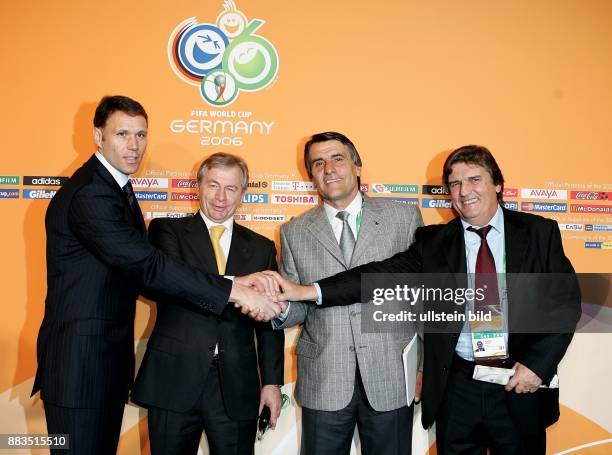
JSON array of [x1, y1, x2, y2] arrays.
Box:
[[273, 132, 423, 455]]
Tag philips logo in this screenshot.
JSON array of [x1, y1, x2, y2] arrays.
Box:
[[135, 191, 168, 201], [243, 193, 269, 204], [23, 176, 67, 186], [422, 198, 453, 209], [23, 189, 57, 199]]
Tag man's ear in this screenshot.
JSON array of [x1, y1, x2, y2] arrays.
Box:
[[93, 127, 103, 149]]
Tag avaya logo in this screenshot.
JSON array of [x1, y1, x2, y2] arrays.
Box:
[[520, 188, 567, 200], [131, 178, 169, 189]]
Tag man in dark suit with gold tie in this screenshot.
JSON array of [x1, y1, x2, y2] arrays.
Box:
[[132, 153, 285, 455], [33, 96, 285, 455]]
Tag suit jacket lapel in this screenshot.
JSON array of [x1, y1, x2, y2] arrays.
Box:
[[88, 155, 145, 233], [503, 208, 528, 273], [445, 217, 467, 274], [226, 224, 253, 276], [184, 214, 219, 273], [306, 206, 346, 268], [351, 197, 385, 267]]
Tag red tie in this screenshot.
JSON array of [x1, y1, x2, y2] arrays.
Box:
[[467, 225, 499, 309]]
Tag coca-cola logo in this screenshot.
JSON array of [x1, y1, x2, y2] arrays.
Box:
[[570, 191, 609, 200]]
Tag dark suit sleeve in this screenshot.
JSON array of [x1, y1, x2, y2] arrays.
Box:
[[68, 184, 231, 315], [317, 226, 425, 307], [519, 220, 581, 383], [255, 242, 285, 386]]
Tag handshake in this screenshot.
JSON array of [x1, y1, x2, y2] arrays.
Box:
[[228, 271, 319, 321]]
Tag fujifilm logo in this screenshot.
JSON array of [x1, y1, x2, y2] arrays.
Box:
[[23, 176, 68, 186]]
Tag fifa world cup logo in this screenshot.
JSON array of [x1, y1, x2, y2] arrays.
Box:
[[214, 74, 226, 102]]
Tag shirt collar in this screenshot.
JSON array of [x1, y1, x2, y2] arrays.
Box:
[[323, 192, 363, 225], [95, 151, 130, 188], [199, 210, 234, 234], [461, 204, 504, 234]]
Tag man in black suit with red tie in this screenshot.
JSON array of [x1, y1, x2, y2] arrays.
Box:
[[272, 146, 581, 454], [32, 96, 284, 455], [133, 153, 284, 455]]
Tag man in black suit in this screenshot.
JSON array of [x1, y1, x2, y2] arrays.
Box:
[[132, 153, 285, 454], [33, 96, 285, 455], [270, 145, 581, 454]]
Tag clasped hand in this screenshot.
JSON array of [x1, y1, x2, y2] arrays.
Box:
[[230, 271, 317, 321]]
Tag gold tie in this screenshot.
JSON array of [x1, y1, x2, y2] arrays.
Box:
[[209, 225, 226, 275]]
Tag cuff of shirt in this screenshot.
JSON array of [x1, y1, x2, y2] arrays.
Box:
[[271, 302, 291, 329], [313, 282, 323, 305]]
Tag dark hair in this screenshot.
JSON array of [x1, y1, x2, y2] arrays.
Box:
[[93, 95, 148, 128], [443, 145, 504, 202], [197, 152, 249, 190], [303, 131, 362, 178]]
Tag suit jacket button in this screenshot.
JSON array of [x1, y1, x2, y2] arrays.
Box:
[[442, 366, 448, 374], [349, 346, 355, 352], [208, 345, 216, 353], [350, 311, 356, 317]]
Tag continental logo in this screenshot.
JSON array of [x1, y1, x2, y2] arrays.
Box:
[[271, 194, 318, 205], [422, 198, 453, 209], [0, 176, 19, 185], [570, 204, 612, 214], [521, 202, 567, 213], [242, 193, 268, 203], [134, 191, 168, 201], [172, 192, 199, 201], [570, 191, 610, 200], [172, 179, 198, 188], [372, 183, 419, 194], [23, 189, 57, 199], [422, 185, 449, 196], [0, 189, 19, 199], [23, 176, 68, 186], [131, 178, 169, 189], [520, 188, 567, 200]]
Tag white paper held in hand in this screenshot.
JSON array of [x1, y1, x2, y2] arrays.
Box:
[[402, 334, 418, 405]]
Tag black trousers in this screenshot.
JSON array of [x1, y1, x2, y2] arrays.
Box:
[[43, 401, 125, 455], [147, 362, 257, 455], [301, 368, 414, 455], [435, 355, 546, 455]]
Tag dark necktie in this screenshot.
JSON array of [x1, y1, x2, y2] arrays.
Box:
[[467, 225, 499, 309], [123, 181, 145, 232], [467, 225, 503, 366], [336, 211, 355, 266]]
